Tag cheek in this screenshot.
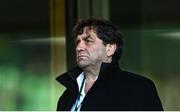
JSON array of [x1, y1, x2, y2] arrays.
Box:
[[90, 47, 107, 58]]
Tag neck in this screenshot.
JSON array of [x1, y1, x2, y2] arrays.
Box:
[[83, 58, 113, 93], [83, 63, 101, 82], [83, 57, 112, 81], [83, 64, 101, 94]]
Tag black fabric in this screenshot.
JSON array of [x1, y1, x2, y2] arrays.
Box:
[[56, 61, 163, 111]]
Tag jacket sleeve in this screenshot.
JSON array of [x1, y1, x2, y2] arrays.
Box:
[[56, 89, 69, 111], [141, 79, 164, 111]]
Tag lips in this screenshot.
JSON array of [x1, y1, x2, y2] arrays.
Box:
[[77, 55, 88, 60], [78, 55, 87, 58]]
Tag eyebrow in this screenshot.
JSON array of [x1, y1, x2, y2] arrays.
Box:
[[84, 35, 92, 39], [76, 34, 92, 40]]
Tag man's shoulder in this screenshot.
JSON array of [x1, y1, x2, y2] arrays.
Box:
[[117, 70, 155, 86]]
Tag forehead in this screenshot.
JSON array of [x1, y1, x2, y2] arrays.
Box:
[[77, 27, 96, 37]]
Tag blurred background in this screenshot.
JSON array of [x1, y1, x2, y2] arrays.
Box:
[[0, 0, 180, 110]]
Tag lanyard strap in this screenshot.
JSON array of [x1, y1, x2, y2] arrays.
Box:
[[74, 75, 86, 111]]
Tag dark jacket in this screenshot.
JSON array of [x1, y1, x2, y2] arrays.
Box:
[[56, 61, 163, 111]]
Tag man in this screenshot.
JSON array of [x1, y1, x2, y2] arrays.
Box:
[[56, 18, 163, 111]]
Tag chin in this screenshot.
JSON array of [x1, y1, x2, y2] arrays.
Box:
[[77, 61, 89, 68]]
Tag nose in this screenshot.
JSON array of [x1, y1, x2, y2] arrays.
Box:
[[76, 41, 86, 52]]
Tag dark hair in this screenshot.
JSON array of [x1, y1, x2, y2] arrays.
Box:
[[72, 18, 124, 60]]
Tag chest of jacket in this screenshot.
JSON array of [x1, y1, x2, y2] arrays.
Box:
[[59, 76, 147, 111]]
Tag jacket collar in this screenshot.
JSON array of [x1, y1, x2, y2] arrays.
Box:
[[56, 60, 120, 88]]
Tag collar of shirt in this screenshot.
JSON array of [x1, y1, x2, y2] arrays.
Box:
[[77, 72, 86, 96], [71, 72, 86, 111]]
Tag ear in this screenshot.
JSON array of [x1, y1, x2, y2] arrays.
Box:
[[106, 43, 117, 57]]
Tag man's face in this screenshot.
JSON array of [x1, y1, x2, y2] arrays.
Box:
[[75, 27, 107, 68]]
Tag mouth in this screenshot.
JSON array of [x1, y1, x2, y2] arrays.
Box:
[[77, 55, 88, 60]]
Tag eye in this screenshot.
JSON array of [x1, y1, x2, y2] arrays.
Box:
[[85, 38, 92, 42], [84, 36, 94, 44]]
